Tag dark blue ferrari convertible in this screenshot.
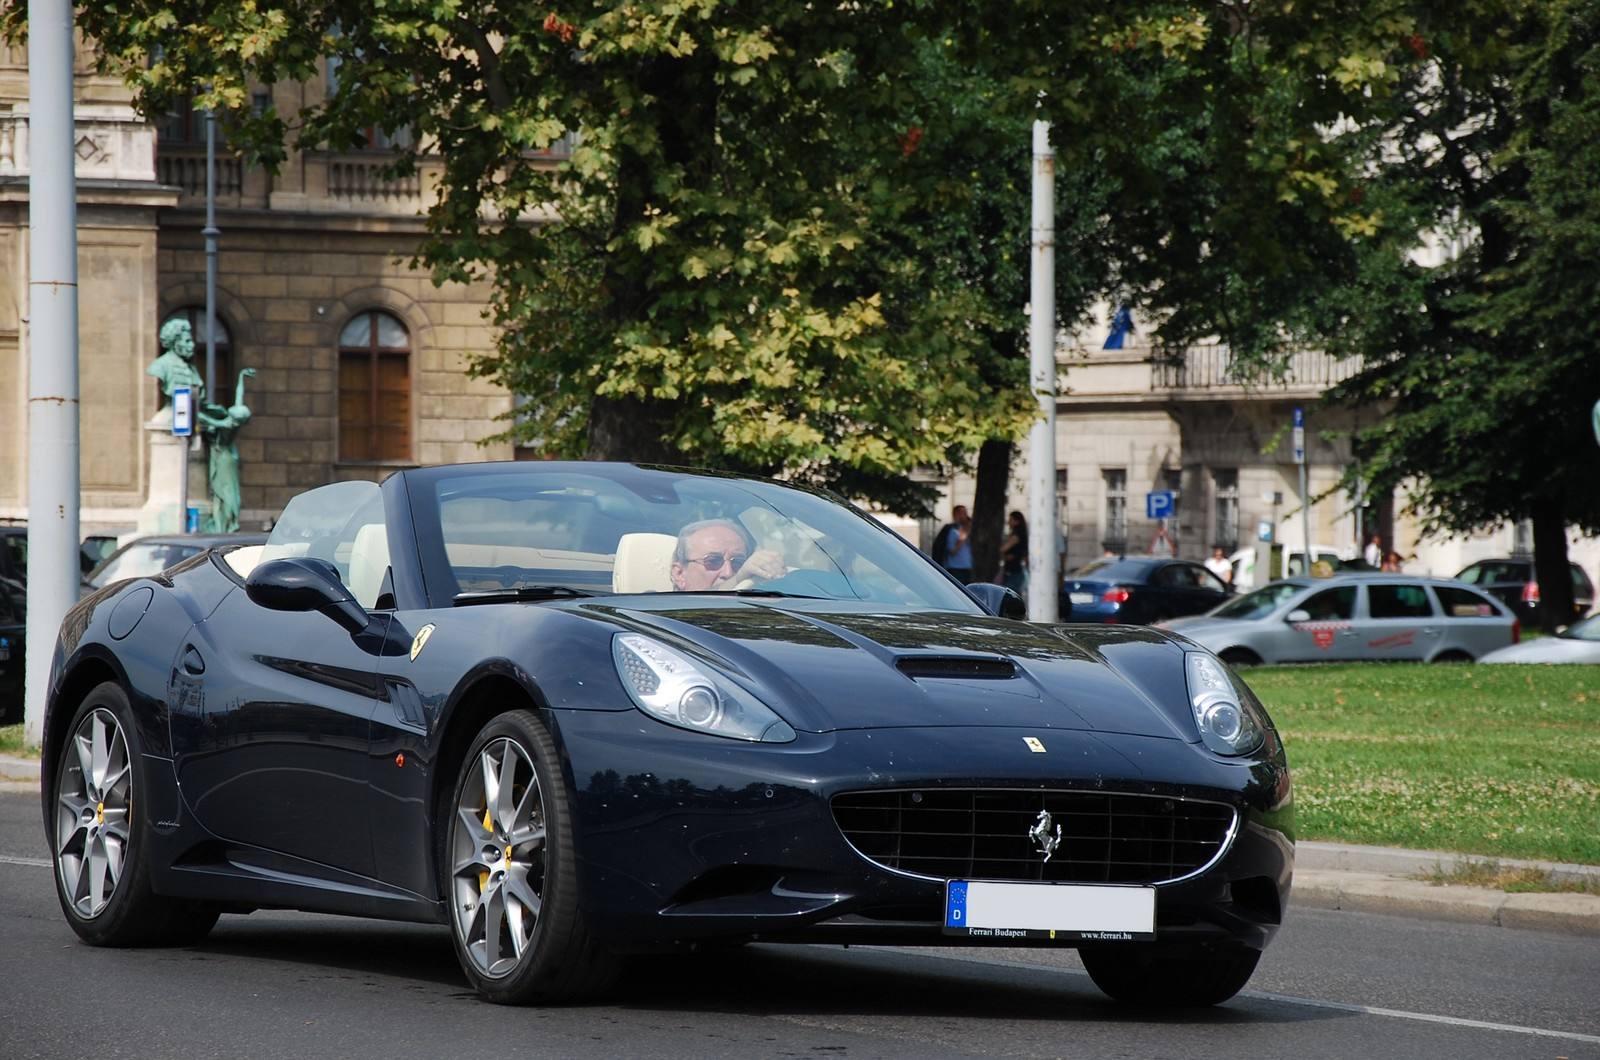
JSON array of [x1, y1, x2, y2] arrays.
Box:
[[42, 462, 1293, 1006]]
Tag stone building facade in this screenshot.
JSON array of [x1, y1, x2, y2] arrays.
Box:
[[1, 43, 514, 538]]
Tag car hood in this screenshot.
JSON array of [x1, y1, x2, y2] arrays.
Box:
[[1480, 638, 1600, 663], [587, 599, 1197, 742], [1157, 615, 1247, 642]]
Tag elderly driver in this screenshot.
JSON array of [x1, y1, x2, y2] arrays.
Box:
[[670, 518, 787, 591]]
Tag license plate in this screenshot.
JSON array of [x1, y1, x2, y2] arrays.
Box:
[[1069, 592, 1095, 605], [943, 880, 1156, 941]]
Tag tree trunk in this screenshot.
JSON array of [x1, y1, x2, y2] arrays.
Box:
[[585, 395, 681, 464], [1529, 499, 1575, 633], [969, 439, 1013, 585]]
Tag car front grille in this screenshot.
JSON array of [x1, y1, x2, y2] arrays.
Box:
[[832, 789, 1237, 885]]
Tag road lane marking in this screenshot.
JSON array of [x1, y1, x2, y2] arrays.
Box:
[[895, 949, 1600, 1046], [1240, 989, 1600, 1045], [0, 854, 50, 867]]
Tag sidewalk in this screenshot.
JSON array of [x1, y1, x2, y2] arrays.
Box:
[[4, 752, 1598, 936]]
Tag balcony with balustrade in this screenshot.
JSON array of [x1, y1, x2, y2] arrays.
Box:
[[154, 137, 572, 218], [1061, 341, 1363, 408]]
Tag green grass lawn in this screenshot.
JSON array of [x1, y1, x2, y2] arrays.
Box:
[[0, 723, 28, 757], [5, 662, 1598, 868], [1245, 663, 1600, 866]]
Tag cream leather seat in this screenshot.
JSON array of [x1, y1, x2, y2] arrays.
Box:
[[612, 532, 677, 593], [347, 522, 392, 608]]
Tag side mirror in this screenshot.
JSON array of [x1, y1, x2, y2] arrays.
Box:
[[966, 582, 1027, 620], [1286, 608, 1312, 624], [246, 557, 371, 635]]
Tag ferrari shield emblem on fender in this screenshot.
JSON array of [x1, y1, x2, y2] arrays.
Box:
[[410, 623, 436, 661], [1023, 736, 1047, 753]]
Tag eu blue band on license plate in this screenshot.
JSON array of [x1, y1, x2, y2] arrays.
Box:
[[944, 880, 1156, 941]]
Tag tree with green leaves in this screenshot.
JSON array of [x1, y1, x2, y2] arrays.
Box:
[[9, 2, 1427, 531], [26, 1, 1044, 514], [1317, 0, 1600, 629]]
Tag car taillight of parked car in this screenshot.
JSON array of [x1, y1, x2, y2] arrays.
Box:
[[1103, 587, 1131, 604], [1521, 581, 1540, 604]]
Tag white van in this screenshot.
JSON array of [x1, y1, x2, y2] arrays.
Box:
[[1230, 543, 1366, 591]]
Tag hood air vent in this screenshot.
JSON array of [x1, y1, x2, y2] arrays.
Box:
[[895, 655, 1017, 680]]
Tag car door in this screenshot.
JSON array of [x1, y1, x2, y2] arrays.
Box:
[[1432, 583, 1517, 658], [1355, 581, 1441, 660], [168, 479, 391, 878], [1156, 562, 1230, 618], [1281, 584, 1361, 661], [168, 589, 393, 878]]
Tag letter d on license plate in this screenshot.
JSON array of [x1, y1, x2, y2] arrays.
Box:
[[944, 880, 1155, 941]]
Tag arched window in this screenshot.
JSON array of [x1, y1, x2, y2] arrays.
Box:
[[160, 308, 233, 406], [339, 310, 411, 462]]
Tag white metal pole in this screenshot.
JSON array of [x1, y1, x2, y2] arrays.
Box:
[[24, 0, 81, 746], [1027, 121, 1058, 622]]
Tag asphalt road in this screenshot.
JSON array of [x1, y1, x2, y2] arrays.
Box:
[[3, 789, 1597, 1059]]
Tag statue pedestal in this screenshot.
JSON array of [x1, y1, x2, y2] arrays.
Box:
[[137, 415, 210, 535]]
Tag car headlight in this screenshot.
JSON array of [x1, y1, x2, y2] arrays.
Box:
[[1185, 651, 1265, 756], [612, 633, 797, 743]]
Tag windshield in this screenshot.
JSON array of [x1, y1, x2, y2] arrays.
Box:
[[403, 464, 980, 612], [1210, 581, 1307, 620], [88, 542, 201, 588], [1560, 614, 1600, 641]]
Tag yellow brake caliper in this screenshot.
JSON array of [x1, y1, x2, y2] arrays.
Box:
[[478, 806, 493, 893]]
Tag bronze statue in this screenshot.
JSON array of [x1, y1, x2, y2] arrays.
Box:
[[146, 318, 206, 407], [198, 368, 256, 534]]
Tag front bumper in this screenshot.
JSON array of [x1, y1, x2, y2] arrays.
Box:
[[550, 711, 1293, 953]]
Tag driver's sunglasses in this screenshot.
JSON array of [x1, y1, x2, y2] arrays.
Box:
[[685, 551, 747, 572]]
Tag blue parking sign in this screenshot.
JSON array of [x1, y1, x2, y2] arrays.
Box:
[[1146, 490, 1175, 520]]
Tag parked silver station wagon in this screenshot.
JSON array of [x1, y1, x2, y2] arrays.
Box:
[[1161, 573, 1520, 665]]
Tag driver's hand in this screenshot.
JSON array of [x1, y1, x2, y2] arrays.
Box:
[[733, 548, 787, 584]]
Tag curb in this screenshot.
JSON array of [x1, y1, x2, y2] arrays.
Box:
[[1292, 869, 1600, 937], [0, 753, 39, 785]]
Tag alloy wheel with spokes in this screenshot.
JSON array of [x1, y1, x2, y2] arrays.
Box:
[[56, 704, 133, 920], [452, 734, 547, 978], [51, 682, 219, 946], [445, 709, 619, 1004]]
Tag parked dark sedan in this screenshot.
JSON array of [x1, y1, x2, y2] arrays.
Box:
[[1453, 557, 1594, 625], [0, 576, 22, 724], [1063, 556, 1233, 624], [0, 523, 25, 588], [43, 462, 1292, 1008]]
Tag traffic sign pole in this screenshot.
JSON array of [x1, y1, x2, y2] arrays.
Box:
[[1295, 406, 1310, 572], [173, 386, 193, 534]]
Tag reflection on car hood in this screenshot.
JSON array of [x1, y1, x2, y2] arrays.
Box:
[[596, 600, 1192, 741], [1159, 615, 1242, 635]]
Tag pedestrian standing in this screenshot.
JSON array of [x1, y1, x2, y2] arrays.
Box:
[[1000, 511, 1029, 595], [1205, 545, 1234, 586], [938, 505, 975, 583]]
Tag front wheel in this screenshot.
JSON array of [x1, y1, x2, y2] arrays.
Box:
[[53, 682, 219, 946], [1219, 647, 1262, 668], [446, 709, 621, 1004], [1080, 944, 1260, 1006]]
